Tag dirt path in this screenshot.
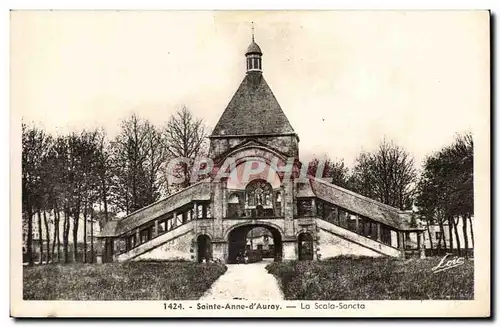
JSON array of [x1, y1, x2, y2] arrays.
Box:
[[199, 259, 283, 300]]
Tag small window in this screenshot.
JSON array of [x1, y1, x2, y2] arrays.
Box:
[[158, 220, 166, 233], [338, 209, 349, 229], [205, 204, 212, 218], [435, 231, 442, 240], [197, 204, 203, 219], [297, 199, 313, 217]]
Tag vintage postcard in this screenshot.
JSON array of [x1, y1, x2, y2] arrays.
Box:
[[10, 10, 490, 317]]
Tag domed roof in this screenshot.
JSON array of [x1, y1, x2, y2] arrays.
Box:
[[246, 41, 262, 55]]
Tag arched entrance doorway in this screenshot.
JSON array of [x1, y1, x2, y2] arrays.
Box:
[[197, 234, 212, 263], [227, 224, 283, 263], [298, 232, 314, 261]]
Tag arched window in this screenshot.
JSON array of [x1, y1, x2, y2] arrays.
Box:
[[245, 179, 273, 208]]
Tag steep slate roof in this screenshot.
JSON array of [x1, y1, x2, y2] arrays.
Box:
[[306, 176, 423, 231], [211, 72, 296, 136], [98, 180, 212, 237]]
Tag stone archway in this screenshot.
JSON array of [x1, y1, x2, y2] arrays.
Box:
[[227, 223, 283, 264], [196, 234, 212, 263], [298, 232, 314, 261]]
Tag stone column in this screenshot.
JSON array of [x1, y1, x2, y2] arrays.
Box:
[[96, 237, 104, 264], [282, 180, 295, 238], [172, 211, 177, 229], [282, 241, 297, 261], [311, 198, 317, 217], [397, 231, 405, 259], [136, 229, 140, 246], [154, 220, 159, 238], [418, 232, 426, 258], [212, 180, 225, 240], [212, 241, 227, 263]]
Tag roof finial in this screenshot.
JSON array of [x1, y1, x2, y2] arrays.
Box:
[[251, 21, 255, 42]]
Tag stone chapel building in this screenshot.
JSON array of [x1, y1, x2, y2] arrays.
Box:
[[97, 35, 426, 263]]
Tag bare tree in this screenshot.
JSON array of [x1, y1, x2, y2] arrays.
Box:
[[95, 129, 112, 224], [22, 123, 52, 265], [164, 106, 208, 189], [110, 114, 165, 214], [307, 156, 351, 189], [350, 139, 417, 210], [416, 133, 473, 256]]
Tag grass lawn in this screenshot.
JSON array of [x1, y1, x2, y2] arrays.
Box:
[[266, 256, 474, 300], [24, 261, 227, 300]]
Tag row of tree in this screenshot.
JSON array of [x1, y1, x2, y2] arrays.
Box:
[[416, 134, 474, 256], [22, 105, 474, 264], [307, 139, 417, 211], [308, 135, 473, 255], [22, 107, 207, 265]]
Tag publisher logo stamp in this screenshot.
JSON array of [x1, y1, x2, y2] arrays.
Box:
[[431, 254, 465, 273]]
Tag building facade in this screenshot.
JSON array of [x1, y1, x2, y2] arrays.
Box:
[[97, 36, 426, 263]]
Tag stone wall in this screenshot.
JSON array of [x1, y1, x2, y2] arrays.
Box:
[[134, 231, 195, 261], [317, 219, 401, 259], [317, 229, 384, 259], [210, 134, 299, 160], [116, 222, 196, 262]]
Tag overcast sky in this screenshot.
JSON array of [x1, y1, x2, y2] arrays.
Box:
[[11, 11, 489, 169]]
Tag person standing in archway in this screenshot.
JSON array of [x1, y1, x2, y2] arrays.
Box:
[[243, 249, 249, 264]]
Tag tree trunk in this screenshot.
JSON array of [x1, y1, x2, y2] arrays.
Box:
[[43, 210, 50, 263], [447, 215, 454, 254], [37, 209, 43, 264], [452, 217, 461, 256], [56, 210, 61, 263], [83, 203, 87, 263], [102, 182, 109, 223], [26, 205, 34, 265], [51, 202, 60, 263], [90, 209, 94, 263], [438, 219, 447, 255], [426, 223, 433, 251], [51, 208, 57, 261], [468, 215, 474, 249], [72, 209, 80, 263], [63, 208, 70, 263], [462, 215, 469, 258]]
